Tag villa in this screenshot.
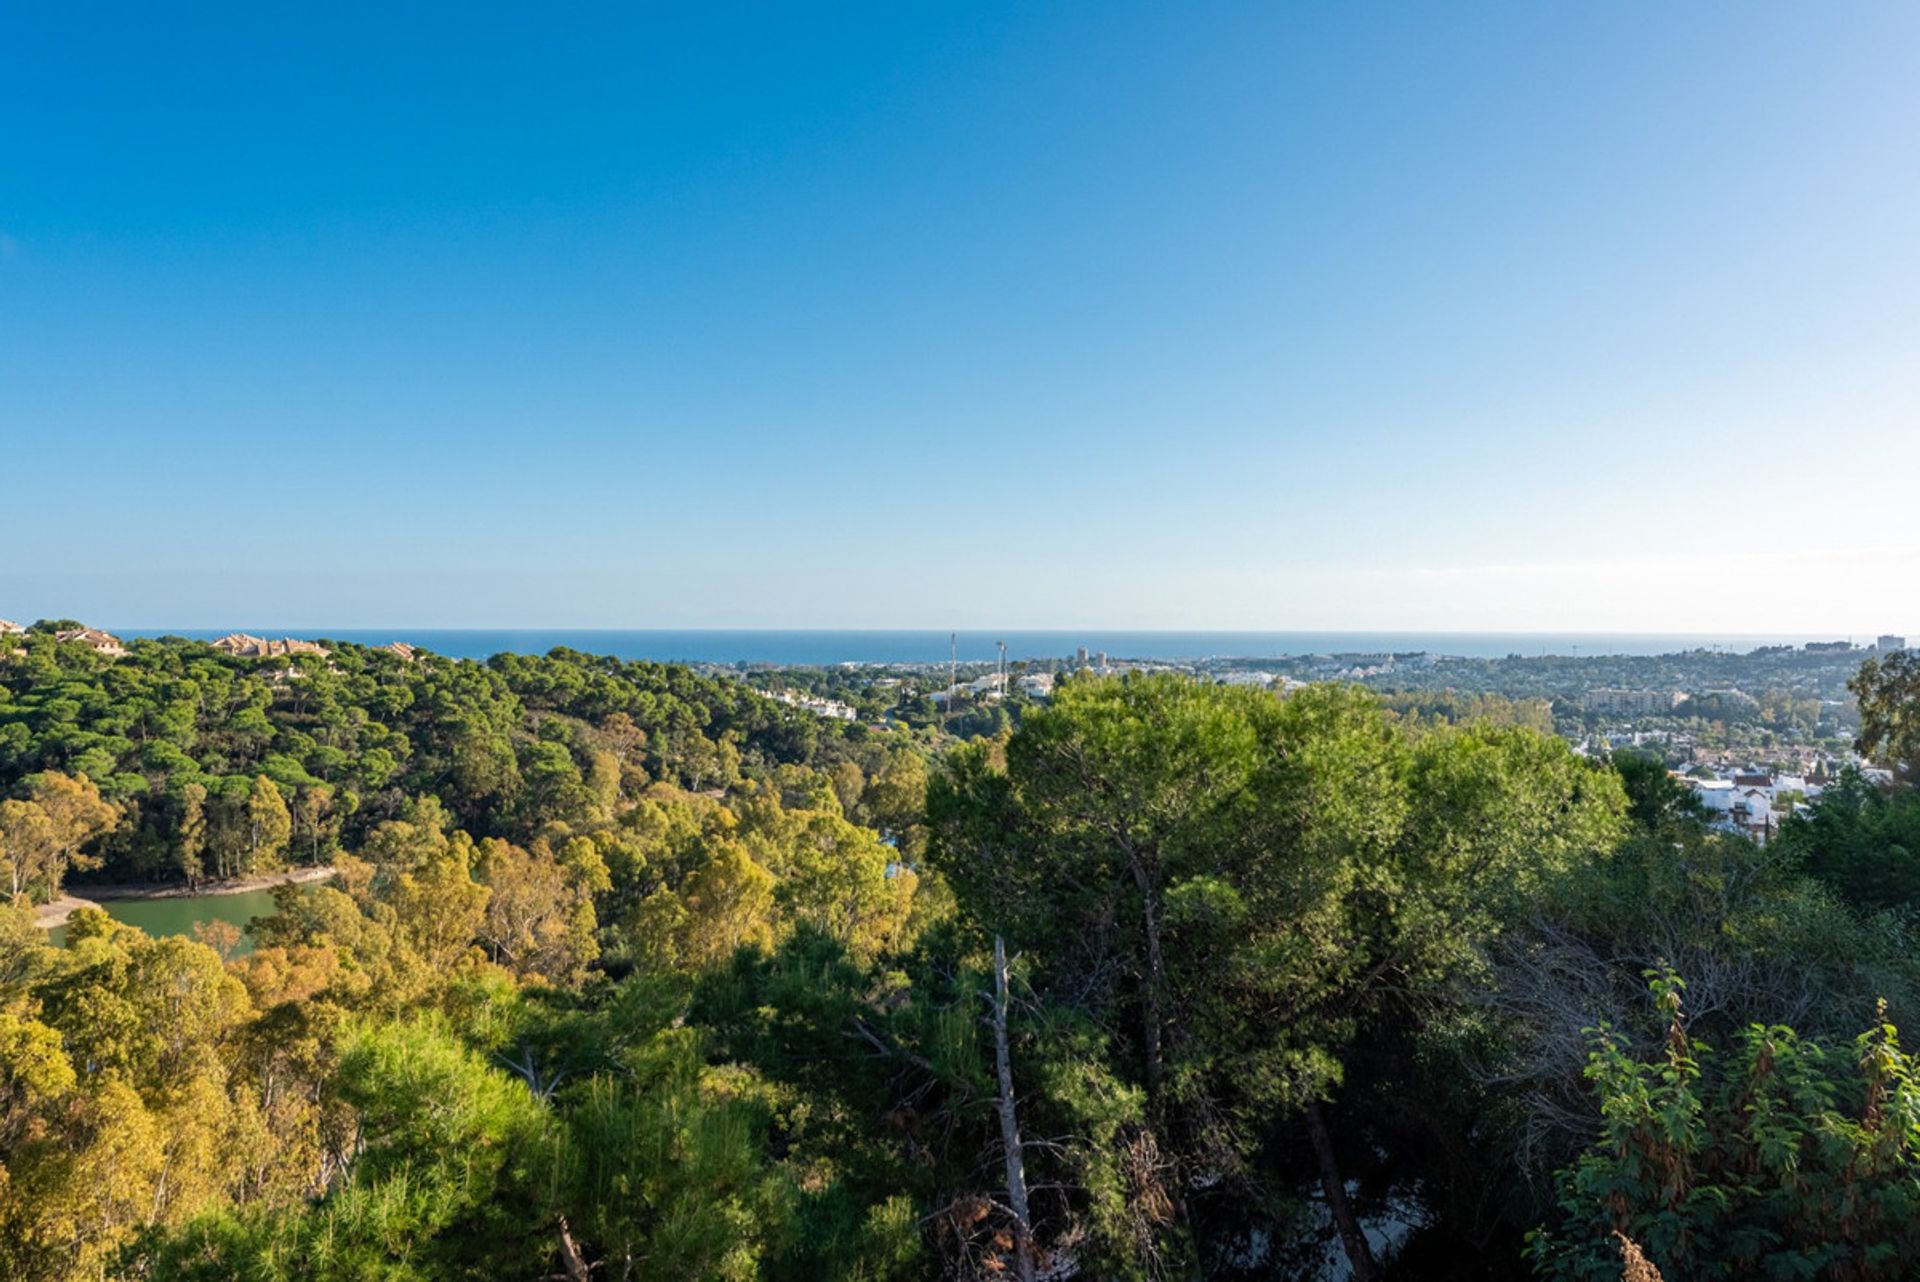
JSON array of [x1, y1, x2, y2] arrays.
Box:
[[55, 627, 129, 659], [209, 633, 332, 659]]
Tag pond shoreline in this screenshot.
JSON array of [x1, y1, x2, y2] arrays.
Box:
[[34, 865, 336, 929]]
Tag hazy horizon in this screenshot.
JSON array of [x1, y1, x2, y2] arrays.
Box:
[[19, 624, 1908, 668], [6, 614, 1913, 645], [3, 592, 1916, 638]]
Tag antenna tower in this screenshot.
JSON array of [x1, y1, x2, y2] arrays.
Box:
[[946, 632, 957, 732]]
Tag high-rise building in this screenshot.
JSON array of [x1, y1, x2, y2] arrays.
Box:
[[1877, 635, 1907, 652]]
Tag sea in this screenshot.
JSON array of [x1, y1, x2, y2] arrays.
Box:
[[111, 629, 1851, 666]]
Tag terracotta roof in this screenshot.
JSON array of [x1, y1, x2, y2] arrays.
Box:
[[54, 627, 128, 657], [209, 632, 331, 659]]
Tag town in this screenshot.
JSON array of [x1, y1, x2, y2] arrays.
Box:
[[11, 620, 1902, 838], [744, 633, 1909, 847]]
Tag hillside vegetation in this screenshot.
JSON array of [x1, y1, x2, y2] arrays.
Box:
[[2, 629, 1919, 1280]]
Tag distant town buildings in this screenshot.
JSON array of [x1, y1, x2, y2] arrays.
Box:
[[209, 633, 331, 659], [1683, 767, 1828, 844], [1017, 672, 1055, 698], [5, 618, 430, 673], [1215, 671, 1310, 693], [770, 689, 857, 721], [1798, 636, 1909, 653], [1581, 688, 1683, 716], [928, 669, 1062, 706]]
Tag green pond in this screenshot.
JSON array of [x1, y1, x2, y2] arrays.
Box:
[[46, 888, 287, 954]]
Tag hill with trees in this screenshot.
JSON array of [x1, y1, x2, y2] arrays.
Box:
[[2, 628, 1918, 1280], [0, 627, 911, 901]]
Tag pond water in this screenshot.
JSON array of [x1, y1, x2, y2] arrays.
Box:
[[45, 888, 286, 955]]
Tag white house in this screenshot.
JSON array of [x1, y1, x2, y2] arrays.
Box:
[[770, 690, 857, 721], [1688, 778, 1739, 814], [966, 673, 1007, 697], [1686, 775, 1781, 842]]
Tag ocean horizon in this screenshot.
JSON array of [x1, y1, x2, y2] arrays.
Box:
[[105, 628, 1873, 666]]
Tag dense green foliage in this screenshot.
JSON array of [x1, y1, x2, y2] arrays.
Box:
[[1852, 649, 1920, 785], [1532, 975, 1920, 1281], [0, 631, 874, 894], [3, 635, 1918, 1280], [1776, 771, 1920, 915]]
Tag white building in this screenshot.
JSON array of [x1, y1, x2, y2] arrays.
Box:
[[966, 673, 1007, 697], [1689, 778, 1738, 814], [771, 690, 857, 721], [1583, 688, 1683, 716], [1686, 771, 1802, 843], [1018, 672, 1055, 698]]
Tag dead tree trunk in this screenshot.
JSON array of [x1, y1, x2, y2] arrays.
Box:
[[993, 934, 1037, 1282], [1124, 847, 1167, 1103], [556, 1215, 591, 1282], [1305, 1098, 1377, 1282]]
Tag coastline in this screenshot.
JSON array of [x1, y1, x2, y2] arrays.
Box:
[[33, 865, 336, 929], [113, 628, 1836, 664]]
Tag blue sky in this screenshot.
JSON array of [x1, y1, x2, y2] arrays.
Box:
[[3, 3, 1917, 631]]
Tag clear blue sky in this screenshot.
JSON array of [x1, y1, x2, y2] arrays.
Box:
[[4, 3, 1917, 632]]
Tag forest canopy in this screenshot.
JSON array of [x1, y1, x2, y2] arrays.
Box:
[[0, 630, 874, 899], [2, 632, 1918, 1280]]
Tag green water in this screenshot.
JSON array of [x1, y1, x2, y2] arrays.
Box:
[[46, 889, 284, 954]]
